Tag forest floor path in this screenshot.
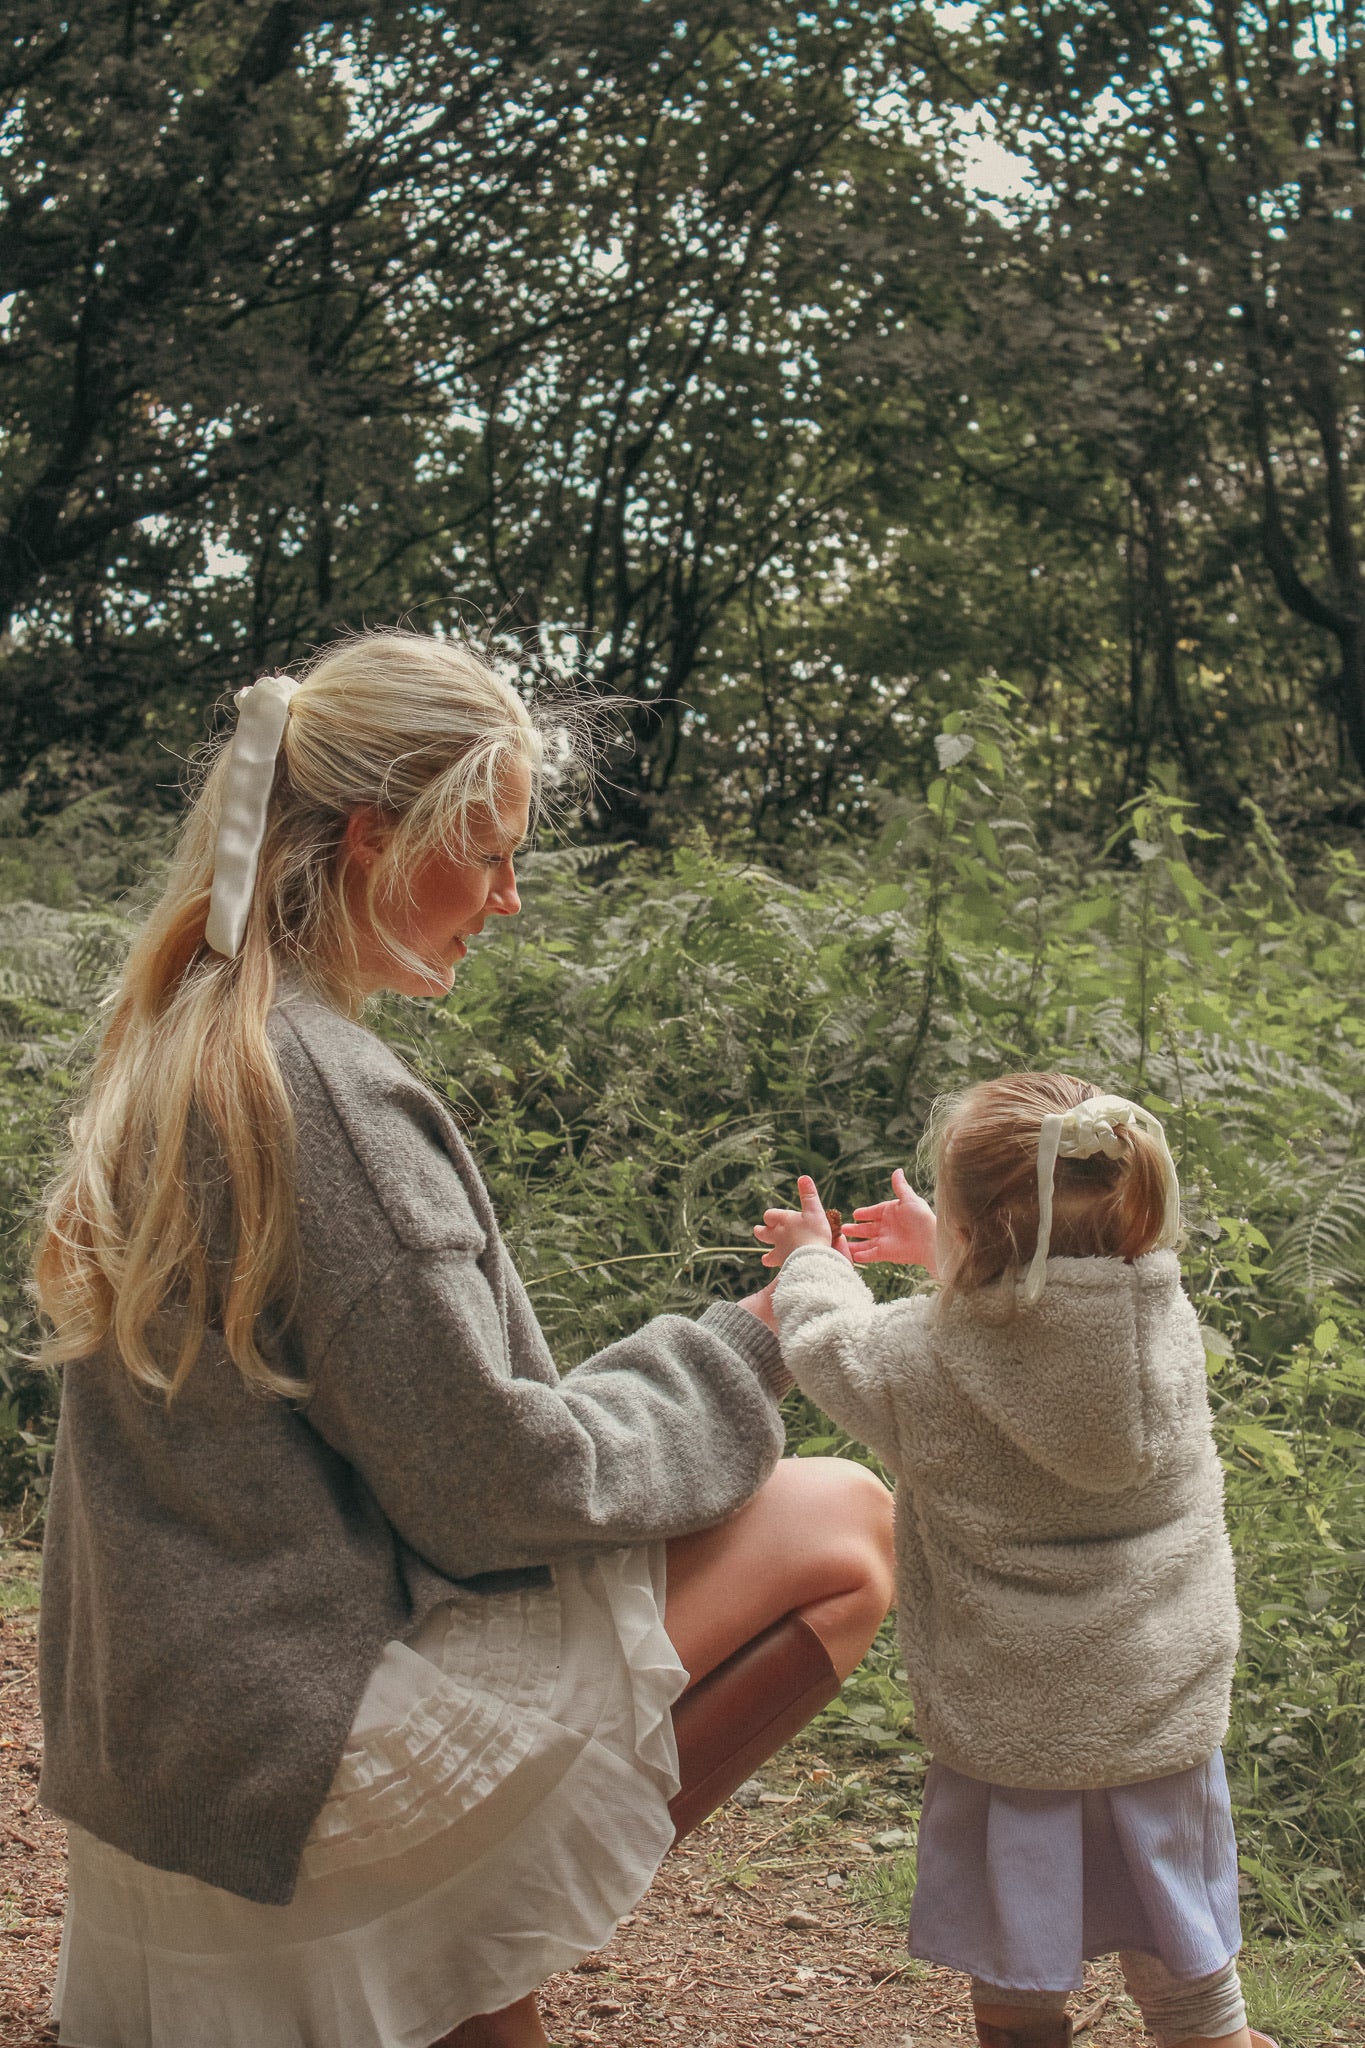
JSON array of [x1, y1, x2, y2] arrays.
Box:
[[3, 1555, 1362, 2048]]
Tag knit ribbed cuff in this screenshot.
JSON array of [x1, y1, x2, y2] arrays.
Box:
[[698, 1300, 792, 1396]]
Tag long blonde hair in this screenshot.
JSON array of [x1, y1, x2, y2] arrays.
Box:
[[34, 631, 551, 1397]]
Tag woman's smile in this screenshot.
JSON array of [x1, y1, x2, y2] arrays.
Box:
[[344, 758, 531, 996]]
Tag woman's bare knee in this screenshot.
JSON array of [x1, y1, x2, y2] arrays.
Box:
[[799, 1578, 891, 1677], [786, 1458, 895, 1585], [664, 1456, 894, 1682]]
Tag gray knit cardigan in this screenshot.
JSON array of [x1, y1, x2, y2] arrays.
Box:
[[38, 985, 788, 1905], [772, 1244, 1239, 1790]]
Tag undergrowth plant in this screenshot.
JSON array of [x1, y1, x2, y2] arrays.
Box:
[[1, 686, 1362, 1939]]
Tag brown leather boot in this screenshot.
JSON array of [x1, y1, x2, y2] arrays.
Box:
[[667, 1610, 842, 1842], [974, 2021, 1073, 2048]]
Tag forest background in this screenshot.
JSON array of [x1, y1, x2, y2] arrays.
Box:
[[2, 0, 1365, 2011]]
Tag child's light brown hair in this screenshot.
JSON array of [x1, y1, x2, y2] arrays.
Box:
[[923, 1072, 1171, 1307]]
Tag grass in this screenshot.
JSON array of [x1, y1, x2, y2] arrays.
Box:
[[1241, 1944, 1359, 2045], [848, 1845, 920, 1926], [703, 1846, 762, 1891], [0, 1546, 40, 1614]]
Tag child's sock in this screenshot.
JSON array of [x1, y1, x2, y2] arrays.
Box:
[[1118, 1952, 1247, 2046], [970, 1982, 1071, 2016]]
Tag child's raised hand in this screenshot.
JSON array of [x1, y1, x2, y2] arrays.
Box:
[[842, 1167, 938, 1273], [753, 1174, 849, 1268]]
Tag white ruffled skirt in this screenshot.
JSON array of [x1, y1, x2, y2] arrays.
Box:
[[53, 1545, 688, 2048]]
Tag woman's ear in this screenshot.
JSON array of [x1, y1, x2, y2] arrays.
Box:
[[341, 806, 387, 869]]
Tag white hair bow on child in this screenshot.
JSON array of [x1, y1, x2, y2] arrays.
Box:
[[204, 675, 299, 958], [1021, 1094, 1182, 1305]]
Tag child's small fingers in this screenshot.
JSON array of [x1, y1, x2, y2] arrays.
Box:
[[753, 1224, 772, 1243], [891, 1167, 912, 1197]]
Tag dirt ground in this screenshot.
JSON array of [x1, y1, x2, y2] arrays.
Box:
[[3, 1582, 1363, 2048]]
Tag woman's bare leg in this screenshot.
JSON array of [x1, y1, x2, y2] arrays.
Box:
[[432, 1991, 549, 2046], [662, 1456, 895, 1840], [663, 1454, 896, 1680]]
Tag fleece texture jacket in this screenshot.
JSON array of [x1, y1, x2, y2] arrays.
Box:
[[39, 984, 789, 1905], [773, 1244, 1238, 1790]]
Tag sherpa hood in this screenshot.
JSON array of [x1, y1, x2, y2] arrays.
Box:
[[935, 1249, 1200, 1493]]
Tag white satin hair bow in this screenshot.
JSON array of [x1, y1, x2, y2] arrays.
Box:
[[204, 675, 298, 958], [1021, 1093, 1181, 1305]]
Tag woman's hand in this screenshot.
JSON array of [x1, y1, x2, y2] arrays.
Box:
[[736, 1278, 779, 1328], [754, 1175, 850, 1269], [841, 1168, 938, 1273]]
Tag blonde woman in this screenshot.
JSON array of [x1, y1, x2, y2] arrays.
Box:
[[34, 631, 894, 2048]]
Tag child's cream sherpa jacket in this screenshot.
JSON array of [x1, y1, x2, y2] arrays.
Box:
[[773, 1245, 1239, 1790]]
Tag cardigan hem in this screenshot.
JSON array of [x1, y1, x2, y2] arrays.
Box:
[[38, 1769, 317, 1907]]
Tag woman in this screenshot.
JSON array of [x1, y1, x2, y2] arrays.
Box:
[[35, 631, 895, 2048]]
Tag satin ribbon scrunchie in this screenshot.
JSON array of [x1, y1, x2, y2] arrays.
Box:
[[204, 675, 299, 958], [1020, 1092, 1182, 1306]]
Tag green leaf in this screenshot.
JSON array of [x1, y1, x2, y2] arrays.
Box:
[[862, 884, 906, 916], [1184, 998, 1226, 1031], [1057, 895, 1117, 932], [934, 732, 976, 770], [1168, 862, 1204, 911], [1229, 1422, 1301, 1478]]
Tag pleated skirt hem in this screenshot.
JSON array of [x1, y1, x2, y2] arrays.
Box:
[[54, 1544, 688, 2048]]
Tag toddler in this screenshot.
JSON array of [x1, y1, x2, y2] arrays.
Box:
[[754, 1073, 1273, 2048]]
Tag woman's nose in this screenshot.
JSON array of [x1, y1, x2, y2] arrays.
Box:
[[489, 862, 520, 916]]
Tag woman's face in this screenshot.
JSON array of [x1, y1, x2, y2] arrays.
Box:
[[344, 757, 532, 998]]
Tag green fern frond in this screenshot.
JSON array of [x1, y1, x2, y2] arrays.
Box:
[[518, 843, 619, 880], [1184, 1036, 1358, 1118], [0, 901, 134, 1011], [1273, 1168, 1365, 1299]]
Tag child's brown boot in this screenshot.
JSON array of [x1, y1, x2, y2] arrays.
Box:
[[974, 2021, 1074, 2048]]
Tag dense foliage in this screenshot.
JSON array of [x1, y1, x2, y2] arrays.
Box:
[[5, 3, 1365, 832], [1, 692, 1361, 1937]]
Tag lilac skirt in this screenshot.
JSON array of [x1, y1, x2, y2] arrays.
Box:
[[907, 1751, 1242, 1992]]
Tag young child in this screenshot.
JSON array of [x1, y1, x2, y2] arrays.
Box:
[[754, 1073, 1273, 2048]]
